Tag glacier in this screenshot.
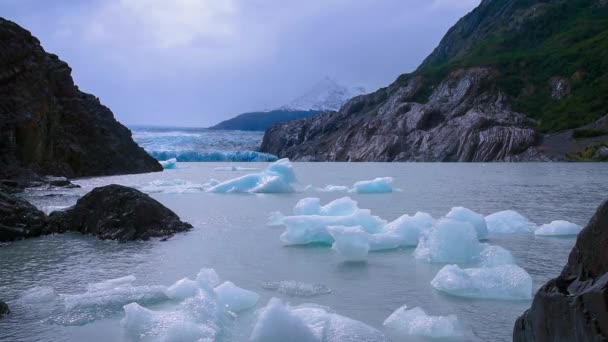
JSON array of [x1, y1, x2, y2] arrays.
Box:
[[149, 150, 278, 162], [485, 210, 537, 234], [383, 305, 465, 339], [431, 264, 533, 300], [534, 220, 582, 236]]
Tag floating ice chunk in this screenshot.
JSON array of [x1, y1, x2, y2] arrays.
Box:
[[431, 264, 533, 300], [446, 207, 489, 240], [214, 281, 259, 313], [63, 284, 168, 310], [19, 286, 58, 304], [251, 298, 389, 342], [262, 281, 331, 297], [160, 158, 177, 169], [141, 179, 207, 194], [350, 177, 394, 194], [319, 197, 359, 216], [319, 185, 350, 192], [534, 220, 582, 236], [87, 275, 136, 292], [328, 226, 370, 262], [268, 211, 286, 226], [214, 166, 259, 171], [196, 268, 220, 291], [479, 245, 516, 267], [485, 210, 537, 234], [250, 298, 319, 342], [414, 218, 482, 264], [165, 278, 200, 301], [208, 158, 298, 193], [294, 198, 322, 215], [371, 212, 435, 250], [383, 305, 464, 339]]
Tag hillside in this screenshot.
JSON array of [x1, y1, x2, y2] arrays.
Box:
[[261, 0, 608, 161], [209, 110, 321, 131]]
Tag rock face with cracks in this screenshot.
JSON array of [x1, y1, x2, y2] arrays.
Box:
[[0, 190, 47, 242], [48, 185, 192, 241], [513, 199, 608, 341]]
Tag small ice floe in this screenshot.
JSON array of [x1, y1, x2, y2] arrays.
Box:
[[430, 264, 533, 300], [140, 179, 207, 194], [485, 210, 537, 234], [250, 298, 390, 342], [446, 207, 488, 240], [534, 220, 582, 236], [214, 281, 260, 313], [213, 166, 259, 171], [262, 281, 331, 297], [319, 177, 396, 194], [383, 305, 465, 339], [159, 158, 177, 169], [327, 226, 370, 262], [207, 158, 300, 193], [18, 286, 58, 304], [414, 218, 483, 264]]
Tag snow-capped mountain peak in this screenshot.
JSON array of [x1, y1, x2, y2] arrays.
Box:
[[279, 77, 366, 112]]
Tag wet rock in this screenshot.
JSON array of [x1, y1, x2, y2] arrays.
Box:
[[513, 199, 608, 341], [48, 185, 192, 241], [0, 191, 47, 242], [0, 301, 8, 318], [41, 176, 80, 189], [0, 18, 161, 185]]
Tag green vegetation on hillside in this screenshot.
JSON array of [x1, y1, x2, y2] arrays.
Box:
[[401, 0, 608, 132]]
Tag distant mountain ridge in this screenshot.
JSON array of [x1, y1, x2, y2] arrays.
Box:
[[210, 77, 365, 131]]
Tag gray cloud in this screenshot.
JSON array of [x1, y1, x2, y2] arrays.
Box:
[[1, 0, 479, 126]]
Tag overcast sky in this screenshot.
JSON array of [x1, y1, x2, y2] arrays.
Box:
[[1, 0, 480, 127]]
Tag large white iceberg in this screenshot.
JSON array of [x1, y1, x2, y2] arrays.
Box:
[[214, 281, 259, 313], [485, 210, 537, 234], [414, 218, 483, 264], [431, 264, 533, 300], [446, 207, 489, 240], [328, 226, 370, 262], [534, 220, 582, 236], [208, 158, 299, 193], [382, 305, 464, 339], [350, 177, 394, 194], [250, 298, 389, 342]]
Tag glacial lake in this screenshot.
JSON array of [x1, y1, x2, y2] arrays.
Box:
[[1, 162, 607, 342]]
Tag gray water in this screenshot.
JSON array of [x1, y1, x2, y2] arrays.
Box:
[[1, 162, 607, 342]]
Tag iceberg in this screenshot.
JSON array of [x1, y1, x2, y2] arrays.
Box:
[[350, 177, 394, 194], [262, 281, 331, 297], [534, 220, 582, 236], [140, 179, 207, 194], [213, 281, 259, 313], [196, 268, 220, 291], [19, 286, 58, 304], [370, 212, 435, 250], [383, 305, 464, 339], [165, 278, 200, 301], [485, 210, 537, 234], [208, 158, 299, 193], [159, 158, 177, 169], [250, 298, 389, 342], [479, 245, 516, 267], [328, 226, 370, 262], [319, 185, 350, 192], [431, 264, 533, 300], [414, 218, 483, 264], [446, 207, 489, 240]]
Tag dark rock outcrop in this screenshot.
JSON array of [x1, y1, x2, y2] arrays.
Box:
[[210, 109, 322, 131], [0, 191, 47, 242], [0, 301, 8, 318], [0, 18, 161, 183], [513, 200, 608, 341], [48, 185, 192, 241], [261, 68, 543, 161]]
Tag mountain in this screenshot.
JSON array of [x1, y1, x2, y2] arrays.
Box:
[[260, 0, 608, 161], [209, 77, 365, 131], [0, 18, 161, 186]]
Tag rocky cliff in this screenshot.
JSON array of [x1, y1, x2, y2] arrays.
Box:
[[0, 18, 161, 184], [260, 0, 608, 161], [513, 199, 608, 341]]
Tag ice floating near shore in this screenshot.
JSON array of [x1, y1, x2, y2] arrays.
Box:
[[383, 305, 464, 339], [160, 158, 177, 169], [350, 177, 394, 194], [328, 226, 370, 262], [140, 179, 207, 194], [250, 298, 390, 342], [214, 281, 259, 313], [279, 197, 387, 245], [262, 281, 331, 297], [370, 212, 435, 251], [208, 158, 299, 193], [414, 218, 483, 264], [18, 286, 58, 304], [446, 207, 488, 240], [431, 264, 533, 300], [485, 210, 537, 234], [214, 166, 259, 171], [534, 220, 582, 236]]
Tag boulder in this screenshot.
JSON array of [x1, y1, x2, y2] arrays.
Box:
[[0, 191, 47, 242], [513, 200, 608, 341], [48, 185, 192, 241], [0, 301, 8, 318]]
